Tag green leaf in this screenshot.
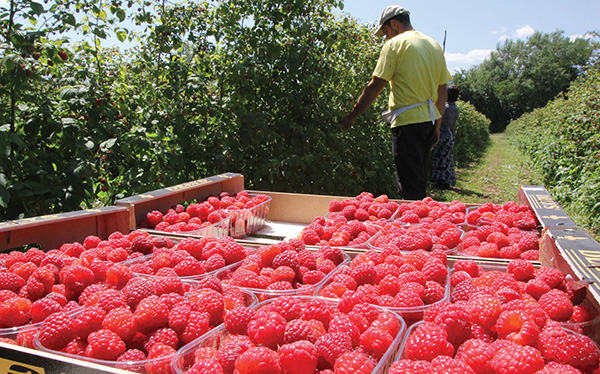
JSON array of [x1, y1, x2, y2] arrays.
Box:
[[64, 13, 76, 27], [117, 9, 126, 22], [0, 186, 9, 208], [116, 30, 127, 42], [30, 2, 44, 15], [100, 138, 117, 150]]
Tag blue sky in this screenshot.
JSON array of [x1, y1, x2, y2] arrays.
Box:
[[339, 0, 600, 73]]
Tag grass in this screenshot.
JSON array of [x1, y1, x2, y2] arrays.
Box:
[[428, 133, 543, 204]]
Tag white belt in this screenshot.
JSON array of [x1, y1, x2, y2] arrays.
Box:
[[381, 99, 435, 125]]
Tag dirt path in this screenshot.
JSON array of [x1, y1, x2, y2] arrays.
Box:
[[429, 133, 542, 204]]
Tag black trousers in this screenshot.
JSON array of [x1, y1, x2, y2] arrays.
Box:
[[391, 121, 436, 200]]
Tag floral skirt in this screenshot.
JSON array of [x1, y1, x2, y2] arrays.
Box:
[[430, 127, 456, 186]]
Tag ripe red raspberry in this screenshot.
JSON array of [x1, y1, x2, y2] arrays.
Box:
[[328, 314, 360, 347], [389, 360, 433, 373], [525, 278, 551, 299], [455, 338, 494, 374], [507, 259, 535, 281], [188, 288, 224, 325], [536, 361, 584, 374], [217, 335, 255, 373], [25, 266, 55, 300], [350, 263, 376, 286], [333, 351, 375, 374], [517, 233, 539, 252], [0, 296, 31, 327], [117, 348, 147, 362], [451, 278, 477, 303], [282, 319, 317, 344], [315, 332, 352, 369], [535, 266, 565, 289], [403, 322, 454, 361], [181, 311, 210, 344], [234, 346, 281, 374], [421, 259, 448, 284], [431, 356, 475, 374], [319, 245, 345, 265], [424, 302, 472, 346], [144, 343, 177, 374], [144, 327, 179, 352], [72, 305, 105, 340], [134, 295, 169, 333], [85, 329, 126, 361], [278, 340, 318, 374], [224, 306, 256, 335], [423, 280, 447, 305], [102, 306, 137, 342], [30, 297, 61, 323], [439, 227, 462, 248], [272, 250, 300, 272], [152, 275, 184, 296], [554, 333, 600, 372], [204, 255, 225, 274], [123, 278, 156, 309], [246, 311, 286, 350], [538, 289, 573, 322], [222, 241, 247, 265], [359, 326, 394, 359], [146, 211, 164, 228], [453, 260, 481, 277], [186, 358, 224, 374], [468, 293, 502, 329], [489, 344, 544, 374], [37, 311, 76, 351], [301, 229, 321, 246], [495, 309, 540, 346], [105, 263, 133, 290]]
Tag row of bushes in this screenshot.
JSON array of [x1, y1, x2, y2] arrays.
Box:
[[1, 0, 493, 221], [506, 67, 600, 235], [454, 101, 491, 166]]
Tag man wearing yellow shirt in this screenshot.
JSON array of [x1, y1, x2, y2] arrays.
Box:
[[340, 5, 452, 200]]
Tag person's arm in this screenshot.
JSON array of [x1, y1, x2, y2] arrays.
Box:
[[431, 84, 448, 147], [340, 76, 388, 129]]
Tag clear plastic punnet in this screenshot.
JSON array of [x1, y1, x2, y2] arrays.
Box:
[[171, 295, 408, 374], [226, 193, 272, 238], [33, 286, 257, 373], [216, 248, 351, 302]]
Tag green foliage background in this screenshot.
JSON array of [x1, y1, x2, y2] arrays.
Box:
[[1, 0, 489, 221], [453, 101, 490, 166], [506, 67, 600, 234], [454, 31, 598, 132]]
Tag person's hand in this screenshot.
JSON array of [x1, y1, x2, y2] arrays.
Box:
[[339, 114, 355, 129]]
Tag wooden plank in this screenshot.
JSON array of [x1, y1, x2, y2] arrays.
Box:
[[0, 207, 129, 252], [115, 173, 245, 229]]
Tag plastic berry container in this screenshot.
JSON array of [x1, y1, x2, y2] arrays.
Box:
[[216, 250, 351, 302], [367, 222, 464, 255], [33, 287, 257, 374], [318, 269, 450, 326], [226, 193, 272, 238], [171, 295, 407, 374], [395, 321, 600, 373]]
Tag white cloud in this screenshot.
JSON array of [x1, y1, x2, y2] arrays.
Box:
[[445, 49, 493, 64], [492, 27, 507, 35], [498, 24, 536, 42], [445, 49, 493, 73], [515, 25, 535, 39]]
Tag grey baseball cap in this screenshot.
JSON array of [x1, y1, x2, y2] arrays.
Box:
[[375, 5, 410, 37]]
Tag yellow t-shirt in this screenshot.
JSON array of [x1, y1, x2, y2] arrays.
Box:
[[373, 30, 452, 127]]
